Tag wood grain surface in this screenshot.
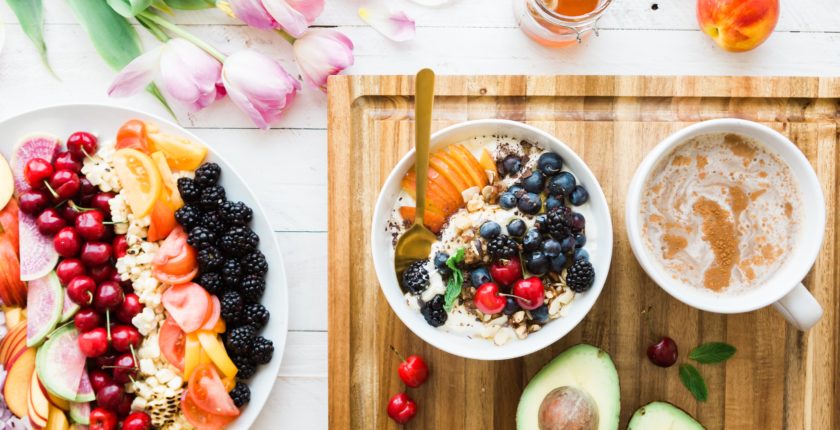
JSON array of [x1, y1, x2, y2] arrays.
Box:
[[327, 75, 839, 430]]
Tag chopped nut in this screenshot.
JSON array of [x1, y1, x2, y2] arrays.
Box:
[[528, 324, 541, 333], [481, 185, 495, 201], [545, 289, 555, 299], [548, 298, 562, 316], [461, 186, 480, 202], [559, 305, 571, 317], [455, 216, 473, 231], [515, 324, 528, 339], [556, 289, 576, 305], [467, 198, 484, 212], [512, 311, 525, 324], [493, 330, 511, 346], [489, 315, 508, 326], [482, 313, 492, 322]]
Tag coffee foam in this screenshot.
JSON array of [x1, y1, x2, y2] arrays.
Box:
[[640, 133, 800, 294]]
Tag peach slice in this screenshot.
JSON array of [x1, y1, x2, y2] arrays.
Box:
[[479, 148, 498, 177], [449, 144, 488, 188], [432, 153, 475, 191], [428, 167, 464, 206], [5, 348, 35, 418], [399, 206, 445, 234], [401, 170, 458, 216]]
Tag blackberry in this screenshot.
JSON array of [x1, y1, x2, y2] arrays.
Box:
[[220, 290, 244, 322], [220, 227, 259, 257], [220, 201, 253, 226], [240, 275, 266, 302], [420, 294, 447, 327], [251, 336, 274, 364], [199, 185, 226, 210], [200, 210, 227, 234], [241, 251, 268, 276], [566, 259, 595, 293], [174, 204, 201, 230], [225, 325, 255, 355], [221, 259, 243, 287], [177, 178, 201, 203], [229, 382, 251, 407], [401, 261, 429, 294], [197, 272, 225, 296], [545, 207, 574, 241], [232, 355, 256, 380], [187, 227, 217, 250], [197, 247, 224, 273], [194, 163, 221, 188], [243, 303, 270, 329], [487, 235, 520, 260]]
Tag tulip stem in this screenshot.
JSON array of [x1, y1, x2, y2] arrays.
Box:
[[276, 29, 296, 46], [138, 12, 227, 63], [137, 14, 170, 43]]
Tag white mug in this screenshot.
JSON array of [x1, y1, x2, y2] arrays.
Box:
[[625, 119, 825, 331]]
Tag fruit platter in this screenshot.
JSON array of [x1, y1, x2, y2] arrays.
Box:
[[0, 105, 288, 430]]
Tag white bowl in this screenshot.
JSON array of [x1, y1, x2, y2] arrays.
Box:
[[371, 119, 613, 360], [0, 104, 289, 429]]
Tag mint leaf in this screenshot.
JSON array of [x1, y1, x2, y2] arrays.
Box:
[[679, 364, 708, 402], [689, 342, 737, 364], [443, 248, 465, 311]]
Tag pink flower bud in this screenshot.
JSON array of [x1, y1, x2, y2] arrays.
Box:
[[222, 50, 301, 129]]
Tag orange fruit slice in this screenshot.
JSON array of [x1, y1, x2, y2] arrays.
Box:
[[151, 151, 184, 210], [113, 148, 162, 217], [148, 132, 208, 171]]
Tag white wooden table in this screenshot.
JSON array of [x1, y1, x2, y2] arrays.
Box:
[[1, 1, 838, 428]]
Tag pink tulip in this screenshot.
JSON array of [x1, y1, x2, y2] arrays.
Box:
[[108, 38, 224, 112], [229, 0, 324, 37], [293, 28, 354, 91], [222, 50, 300, 129]]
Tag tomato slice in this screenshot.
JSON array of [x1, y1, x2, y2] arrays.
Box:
[[151, 151, 185, 210], [147, 200, 177, 242], [182, 387, 237, 430], [162, 283, 211, 333], [153, 227, 197, 283], [200, 296, 220, 331], [112, 148, 162, 217], [116, 119, 151, 153], [159, 317, 186, 372], [187, 364, 240, 417], [153, 266, 198, 286]]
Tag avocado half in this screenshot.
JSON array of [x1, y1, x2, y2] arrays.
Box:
[[516, 344, 620, 430], [627, 402, 705, 430]]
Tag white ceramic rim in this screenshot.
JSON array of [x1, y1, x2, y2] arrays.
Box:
[[625, 118, 826, 314], [0, 103, 289, 429], [371, 119, 614, 361]]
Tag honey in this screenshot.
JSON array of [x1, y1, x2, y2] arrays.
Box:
[[543, 0, 600, 17], [514, 0, 612, 48]]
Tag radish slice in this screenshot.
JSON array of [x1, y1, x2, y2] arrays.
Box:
[[162, 283, 211, 333]]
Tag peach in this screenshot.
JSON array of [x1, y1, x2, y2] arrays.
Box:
[[698, 0, 779, 52]]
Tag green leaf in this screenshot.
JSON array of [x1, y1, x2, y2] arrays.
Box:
[[65, 0, 143, 70], [689, 342, 737, 364], [443, 248, 465, 312], [5, 0, 56, 76], [165, 0, 215, 10], [106, 0, 154, 17], [679, 364, 708, 402]]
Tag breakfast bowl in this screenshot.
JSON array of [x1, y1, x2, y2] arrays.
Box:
[[371, 119, 613, 360]]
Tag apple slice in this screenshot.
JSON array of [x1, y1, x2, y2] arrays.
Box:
[[399, 206, 445, 234], [449, 144, 488, 188], [5, 347, 35, 418], [0, 153, 13, 210], [47, 390, 70, 411], [46, 403, 70, 430], [30, 370, 50, 424], [431, 153, 473, 191], [0, 321, 27, 366]]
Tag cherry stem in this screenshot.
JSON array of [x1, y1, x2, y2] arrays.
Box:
[[388, 345, 406, 363], [86, 291, 94, 306], [69, 200, 94, 212], [129, 344, 139, 368], [81, 147, 94, 162], [499, 293, 531, 304], [106, 310, 112, 341], [641, 306, 657, 341], [43, 180, 59, 199]]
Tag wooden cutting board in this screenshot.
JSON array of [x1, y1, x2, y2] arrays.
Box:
[[327, 75, 840, 430]]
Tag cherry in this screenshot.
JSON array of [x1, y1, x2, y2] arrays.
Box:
[[642, 308, 678, 367], [111, 352, 138, 384], [23, 158, 53, 188], [474, 283, 508, 315], [60, 204, 81, 224], [91, 192, 115, 214], [89, 369, 114, 393], [489, 256, 523, 286], [67, 132, 98, 161], [18, 190, 50, 215], [116, 293, 142, 323], [56, 258, 86, 285], [512, 277, 545, 310], [74, 308, 101, 333], [113, 235, 128, 259], [386, 392, 417, 424], [49, 170, 81, 200], [79, 327, 109, 357], [111, 325, 140, 352], [95, 383, 125, 412], [67, 276, 96, 306], [111, 271, 132, 292], [122, 411, 152, 430], [94, 353, 117, 368], [35, 208, 67, 235], [94, 281, 124, 311], [76, 210, 106, 241], [117, 393, 134, 417], [390, 346, 429, 388], [89, 407, 117, 430], [79, 177, 98, 204], [54, 151, 82, 172], [81, 241, 113, 266], [54, 227, 82, 257], [88, 264, 115, 284]]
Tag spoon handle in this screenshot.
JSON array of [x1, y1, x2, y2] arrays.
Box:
[[414, 68, 435, 226]]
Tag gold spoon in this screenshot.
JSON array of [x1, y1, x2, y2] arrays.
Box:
[[394, 68, 437, 282]]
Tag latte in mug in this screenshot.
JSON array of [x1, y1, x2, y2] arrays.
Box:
[[639, 133, 800, 293]]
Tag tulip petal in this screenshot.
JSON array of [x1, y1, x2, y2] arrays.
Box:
[[159, 39, 224, 112], [263, 0, 315, 37], [228, 0, 278, 30], [286, 0, 324, 22], [107, 46, 163, 97], [294, 28, 354, 91], [222, 50, 300, 129], [358, 7, 416, 42]]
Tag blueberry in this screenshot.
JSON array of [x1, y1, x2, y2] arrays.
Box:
[[534, 214, 548, 232], [507, 219, 526, 237], [522, 171, 545, 193], [501, 155, 522, 176], [569, 186, 589, 206], [530, 304, 550, 324], [574, 248, 590, 261], [541, 239, 562, 257], [499, 192, 517, 209], [503, 297, 521, 315], [525, 252, 549, 275], [560, 236, 576, 252], [537, 153, 563, 176], [574, 233, 587, 248], [550, 254, 567, 272], [548, 172, 576, 196], [507, 184, 525, 197], [479, 221, 501, 239], [517, 192, 542, 215], [545, 195, 564, 211], [434, 252, 450, 274], [470, 267, 493, 286], [570, 212, 586, 232], [522, 229, 542, 252]]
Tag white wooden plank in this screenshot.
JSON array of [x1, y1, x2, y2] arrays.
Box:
[[252, 377, 327, 429], [279, 331, 327, 377], [275, 232, 328, 331]]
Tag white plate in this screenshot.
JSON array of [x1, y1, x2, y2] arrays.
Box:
[[0, 104, 289, 429]]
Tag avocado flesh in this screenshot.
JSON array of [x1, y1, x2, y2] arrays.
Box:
[[516, 344, 620, 430], [627, 402, 705, 430]]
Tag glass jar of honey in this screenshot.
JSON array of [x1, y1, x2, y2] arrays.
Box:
[[514, 0, 613, 47]]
